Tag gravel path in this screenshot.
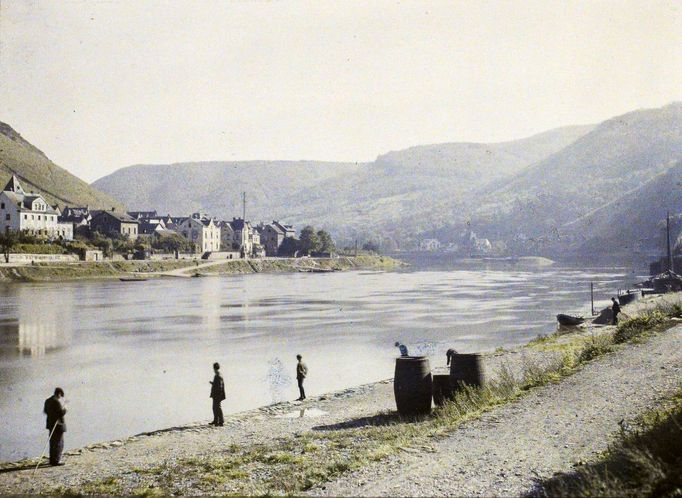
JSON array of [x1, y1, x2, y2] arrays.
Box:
[[313, 324, 682, 497]]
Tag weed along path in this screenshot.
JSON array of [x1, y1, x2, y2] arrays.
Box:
[[315, 323, 682, 497], [0, 295, 680, 495]]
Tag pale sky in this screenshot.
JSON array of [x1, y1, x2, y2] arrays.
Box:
[[1, 0, 681, 182]]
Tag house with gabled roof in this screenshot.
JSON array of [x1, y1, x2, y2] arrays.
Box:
[[90, 208, 139, 239], [258, 220, 296, 256], [175, 214, 221, 253], [0, 175, 73, 240]]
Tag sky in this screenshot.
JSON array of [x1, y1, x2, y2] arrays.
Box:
[[1, 0, 681, 182]]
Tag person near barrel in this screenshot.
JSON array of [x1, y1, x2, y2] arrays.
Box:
[[446, 348, 458, 366], [209, 362, 225, 426], [296, 354, 308, 401], [611, 297, 621, 325], [394, 341, 409, 357], [43, 387, 67, 466]]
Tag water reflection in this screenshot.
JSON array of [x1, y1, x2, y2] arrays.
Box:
[[0, 285, 73, 358]]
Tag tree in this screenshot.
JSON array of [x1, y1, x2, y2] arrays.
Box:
[[277, 236, 300, 257], [362, 240, 380, 252], [299, 226, 319, 255], [0, 229, 19, 263], [152, 233, 193, 253], [316, 230, 336, 253]]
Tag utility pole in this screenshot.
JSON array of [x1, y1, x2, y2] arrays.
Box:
[[242, 192, 246, 221], [667, 211, 674, 273], [590, 282, 594, 316]]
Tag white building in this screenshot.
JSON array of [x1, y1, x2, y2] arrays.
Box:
[[176, 214, 221, 253], [0, 175, 73, 240]]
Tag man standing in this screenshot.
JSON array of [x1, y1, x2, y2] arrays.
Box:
[[209, 362, 225, 426], [611, 297, 622, 325], [43, 388, 67, 466], [296, 354, 308, 401]]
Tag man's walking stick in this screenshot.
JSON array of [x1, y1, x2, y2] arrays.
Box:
[[34, 421, 59, 475]]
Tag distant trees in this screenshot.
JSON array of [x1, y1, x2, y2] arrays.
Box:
[[151, 233, 194, 253], [276, 237, 298, 257], [299, 226, 319, 255], [0, 229, 18, 263], [277, 226, 336, 257]]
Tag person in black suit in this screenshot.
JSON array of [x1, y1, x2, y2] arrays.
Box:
[[209, 362, 226, 426], [43, 387, 67, 466]]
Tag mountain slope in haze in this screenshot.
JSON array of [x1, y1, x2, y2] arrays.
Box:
[[566, 161, 682, 256], [463, 102, 682, 249], [92, 160, 364, 220], [93, 125, 593, 240], [0, 122, 125, 211]]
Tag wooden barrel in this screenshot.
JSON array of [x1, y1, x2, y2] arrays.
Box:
[[432, 374, 458, 406], [394, 356, 432, 415], [449, 353, 484, 387]]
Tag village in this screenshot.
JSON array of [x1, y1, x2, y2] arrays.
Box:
[[0, 175, 338, 264]]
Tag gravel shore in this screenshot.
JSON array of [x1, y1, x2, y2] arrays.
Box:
[[1, 293, 679, 495]]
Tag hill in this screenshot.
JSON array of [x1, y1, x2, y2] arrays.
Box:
[[459, 102, 682, 255], [92, 125, 593, 243], [0, 122, 124, 211]]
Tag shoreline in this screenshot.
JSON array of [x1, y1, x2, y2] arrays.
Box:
[[1, 291, 678, 470], [0, 255, 405, 283]]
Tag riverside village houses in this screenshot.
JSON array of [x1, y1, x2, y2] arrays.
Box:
[[177, 213, 221, 253], [0, 175, 73, 240]]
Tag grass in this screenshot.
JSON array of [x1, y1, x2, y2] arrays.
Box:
[[56, 301, 682, 495], [0, 260, 197, 282], [533, 389, 682, 497]]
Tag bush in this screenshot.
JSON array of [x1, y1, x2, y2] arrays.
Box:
[[13, 243, 67, 255], [614, 311, 668, 344], [578, 334, 614, 362]]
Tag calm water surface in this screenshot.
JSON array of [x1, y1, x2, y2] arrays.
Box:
[[0, 261, 639, 461]]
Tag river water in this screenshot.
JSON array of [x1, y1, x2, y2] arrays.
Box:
[[0, 260, 639, 461]]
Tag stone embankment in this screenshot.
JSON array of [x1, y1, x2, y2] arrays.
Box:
[[0, 255, 403, 282], [0, 292, 679, 495]]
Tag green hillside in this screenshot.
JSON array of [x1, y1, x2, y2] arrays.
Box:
[[92, 125, 592, 244], [0, 122, 125, 211]]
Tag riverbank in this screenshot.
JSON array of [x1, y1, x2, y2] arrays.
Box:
[[0, 255, 404, 282], [1, 292, 679, 495]]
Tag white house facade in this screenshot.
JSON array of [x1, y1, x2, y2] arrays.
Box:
[[176, 215, 221, 253], [0, 175, 73, 240]]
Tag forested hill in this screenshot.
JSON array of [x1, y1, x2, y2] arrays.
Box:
[[0, 122, 125, 211]]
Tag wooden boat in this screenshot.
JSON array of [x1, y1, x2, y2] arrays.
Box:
[[556, 314, 585, 326], [119, 277, 148, 282]]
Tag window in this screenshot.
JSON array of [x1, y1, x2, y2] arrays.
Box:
[[24, 214, 27, 220], [0, 202, 4, 209], [5, 214, 9, 221], [38, 215, 41, 220]]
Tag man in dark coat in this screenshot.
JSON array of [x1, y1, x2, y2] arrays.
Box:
[[296, 354, 308, 401], [611, 297, 622, 325], [43, 387, 67, 466], [209, 362, 226, 426]]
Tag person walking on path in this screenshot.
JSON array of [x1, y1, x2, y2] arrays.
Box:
[[296, 354, 308, 401], [611, 297, 622, 325], [43, 388, 67, 466], [209, 362, 225, 426], [394, 341, 409, 357]]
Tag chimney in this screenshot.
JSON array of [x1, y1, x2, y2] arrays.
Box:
[[111, 207, 115, 212]]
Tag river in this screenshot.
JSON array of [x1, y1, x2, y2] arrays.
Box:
[[0, 259, 640, 461]]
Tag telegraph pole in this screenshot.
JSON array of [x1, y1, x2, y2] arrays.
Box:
[[242, 192, 246, 221], [667, 211, 674, 272]]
